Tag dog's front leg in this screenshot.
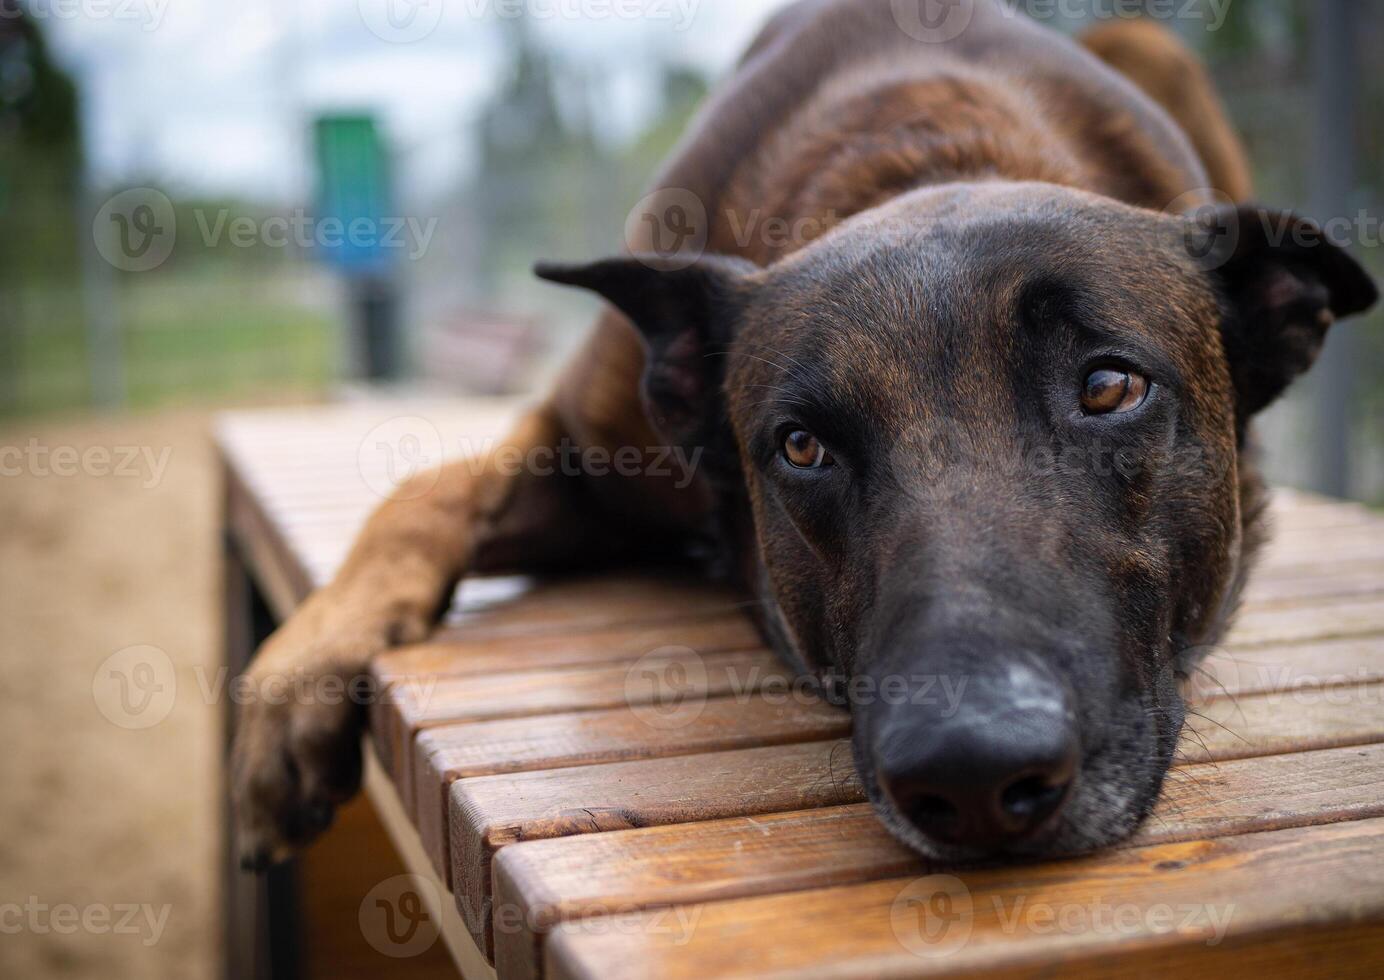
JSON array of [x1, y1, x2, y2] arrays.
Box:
[[230, 405, 591, 868]]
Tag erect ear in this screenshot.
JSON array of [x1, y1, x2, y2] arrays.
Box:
[[535, 254, 758, 440], [1196, 204, 1378, 417]]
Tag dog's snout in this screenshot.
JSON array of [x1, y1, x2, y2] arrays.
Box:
[[872, 665, 1079, 852]]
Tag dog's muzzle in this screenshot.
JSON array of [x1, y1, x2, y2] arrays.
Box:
[[867, 655, 1080, 853]]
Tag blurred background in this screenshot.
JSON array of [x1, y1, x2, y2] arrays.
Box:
[[1, 1, 1380, 977]]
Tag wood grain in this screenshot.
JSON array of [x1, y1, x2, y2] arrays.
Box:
[[1178, 680, 1384, 762], [1241, 562, 1384, 607], [379, 648, 780, 800], [1223, 594, 1384, 647], [463, 670, 1382, 968], [369, 624, 762, 785], [545, 817, 1384, 980], [1258, 524, 1384, 568], [1191, 635, 1384, 700], [372, 613, 761, 684], [452, 740, 862, 957], [411, 695, 851, 894], [439, 673, 1384, 960], [493, 743, 1384, 979]]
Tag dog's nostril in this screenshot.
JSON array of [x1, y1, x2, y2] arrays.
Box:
[[1000, 775, 1069, 825], [902, 791, 957, 836]]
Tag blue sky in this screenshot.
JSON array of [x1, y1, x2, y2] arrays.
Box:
[[41, 0, 789, 203]]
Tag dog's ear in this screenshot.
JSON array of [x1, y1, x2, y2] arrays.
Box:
[[535, 254, 758, 440], [1195, 205, 1378, 417]]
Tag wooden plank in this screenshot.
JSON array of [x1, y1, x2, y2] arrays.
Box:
[[1254, 554, 1384, 586], [446, 676, 1384, 961], [1268, 508, 1377, 533], [434, 577, 751, 638], [1191, 635, 1384, 701], [1179, 680, 1384, 763], [391, 633, 1382, 887], [1241, 562, 1384, 607], [1225, 594, 1384, 647], [453, 676, 1384, 966], [1258, 524, 1384, 568], [369, 614, 762, 786], [495, 743, 1384, 980], [395, 636, 1378, 902], [411, 695, 851, 894], [452, 740, 862, 959], [545, 817, 1384, 980], [1265, 489, 1373, 529], [379, 648, 777, 800], [370, 588, 1380, 799], [373, 613, 760, 683]]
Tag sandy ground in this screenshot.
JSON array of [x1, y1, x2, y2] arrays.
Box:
[[0, 410, 221, 979]]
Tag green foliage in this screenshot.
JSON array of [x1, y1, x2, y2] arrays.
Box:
[[0, 2, 82, 277]]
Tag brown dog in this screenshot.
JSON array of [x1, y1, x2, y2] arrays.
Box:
[[233, 0, 1377, 867]]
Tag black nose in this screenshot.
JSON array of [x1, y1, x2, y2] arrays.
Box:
[[873, 680, 1079, 851]]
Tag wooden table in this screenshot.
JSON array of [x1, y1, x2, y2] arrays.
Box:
[[219, 400, 1384, 980]]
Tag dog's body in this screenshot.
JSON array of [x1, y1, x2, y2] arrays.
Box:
[[233, 0, 1376, 867]]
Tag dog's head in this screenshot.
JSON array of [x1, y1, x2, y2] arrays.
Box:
[[538, 182, 1377, 860]]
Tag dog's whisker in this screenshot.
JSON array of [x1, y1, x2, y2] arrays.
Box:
[[706, 349, 798, 374], [1182, 708, 1251, 748], [1184, 662, 1243, 710]]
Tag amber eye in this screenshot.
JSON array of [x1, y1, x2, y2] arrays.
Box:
[[783, 430, 832, 469], [1081, 368, 1149, 415]]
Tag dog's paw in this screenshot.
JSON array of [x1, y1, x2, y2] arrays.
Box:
[[231, 669, 366, 871], [229, 582, 437, 869]]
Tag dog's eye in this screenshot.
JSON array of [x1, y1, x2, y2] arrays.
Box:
[[783, 430, 833, 469], [1081, 368, 1149, 415]]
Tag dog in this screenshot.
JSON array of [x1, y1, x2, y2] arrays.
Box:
[[233, 0, 1377, 867]]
